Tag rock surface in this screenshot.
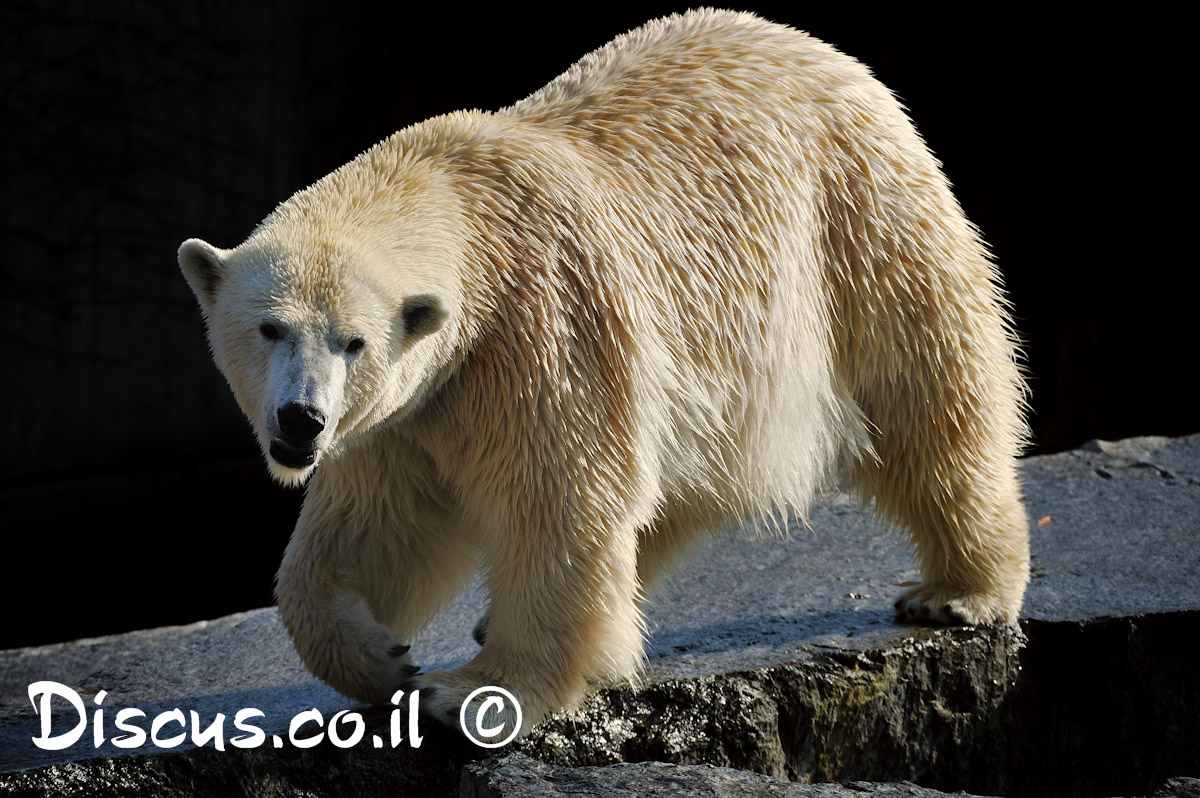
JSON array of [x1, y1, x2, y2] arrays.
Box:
[[462, 752, 1004, 796], [1, 435, 1197, 797], [1152, 778, 1200, 798]]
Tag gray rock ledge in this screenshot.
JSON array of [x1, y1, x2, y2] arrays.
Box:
[[2, 434, 1197, 797]]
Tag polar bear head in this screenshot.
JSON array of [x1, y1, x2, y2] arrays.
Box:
[[178, 165, 466, 486]]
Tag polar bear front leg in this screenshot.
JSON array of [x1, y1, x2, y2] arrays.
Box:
[[275, 572, 418, 704], [411, 511, 645, 738], [275, 472, 477, 704]]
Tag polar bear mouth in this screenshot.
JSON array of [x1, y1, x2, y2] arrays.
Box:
[[270, 437, 318, 469]]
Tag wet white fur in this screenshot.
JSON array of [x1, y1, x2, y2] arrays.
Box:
[[179, 10, 1029, 736]]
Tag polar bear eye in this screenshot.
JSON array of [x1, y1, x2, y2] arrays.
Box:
[[345, 338, 365, 355], [259, 322, 282, 341]]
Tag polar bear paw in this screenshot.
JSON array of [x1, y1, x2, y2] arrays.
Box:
[[336, 640, 421, 705], [404, 666, 527, 745], [893, 583, 1015, 626], [386, 643, 422, 681]]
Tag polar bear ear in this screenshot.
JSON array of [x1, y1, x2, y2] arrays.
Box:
[[178, 239, 229, 308], [400, 293, 448, 341]]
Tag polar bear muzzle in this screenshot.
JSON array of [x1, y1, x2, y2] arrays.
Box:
[[270, 401, 325, 468]]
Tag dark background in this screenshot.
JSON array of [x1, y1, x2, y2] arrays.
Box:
[[0, 3, 1188, 650]]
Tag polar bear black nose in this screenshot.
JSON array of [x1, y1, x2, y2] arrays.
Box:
[[277, 402, 326, 444]]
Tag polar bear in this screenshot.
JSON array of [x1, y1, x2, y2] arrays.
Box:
[[178, 9, 1029, 736]]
